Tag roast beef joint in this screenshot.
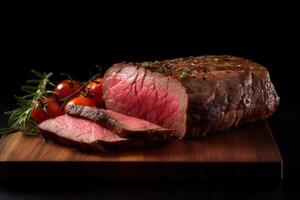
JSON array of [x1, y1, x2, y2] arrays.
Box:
[[104, 55, 279, 138], [38, 55, 279, 151]]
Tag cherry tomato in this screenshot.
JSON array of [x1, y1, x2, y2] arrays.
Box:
[[31, 108, 50, 123], [31, 98, 63, 123], [64, 95, 95, 112], [54, 80, 81, 100], [43, 98, 64, 118], [47, 94, 58, 102], [85, 78, 104, 106]]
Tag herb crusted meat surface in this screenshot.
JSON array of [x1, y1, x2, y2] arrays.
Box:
[[103, 55, 280, 138]]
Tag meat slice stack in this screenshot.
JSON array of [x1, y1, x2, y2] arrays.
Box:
[[65, 104, 172, 140], [38, 105, 171, 152]]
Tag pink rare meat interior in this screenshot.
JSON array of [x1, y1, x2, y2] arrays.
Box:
[[38, 115, 126, 143], [104, 65, 188, 137], [103, 109, 163, 130]]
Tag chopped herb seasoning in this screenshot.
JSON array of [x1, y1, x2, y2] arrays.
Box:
[[141, 61, 153, 67], [179, 71, 189, 79]]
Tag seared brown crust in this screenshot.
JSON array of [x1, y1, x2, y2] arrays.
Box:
[[65, 105, 172, 141], [104, 55, 280, 138], [41, 130, 162, 152], [141, 55, 267, 79]]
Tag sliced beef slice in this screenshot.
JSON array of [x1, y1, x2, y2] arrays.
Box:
[[38, 115, 161, 152], [65, 104, 173, 140], [103, 55, 280, 138]]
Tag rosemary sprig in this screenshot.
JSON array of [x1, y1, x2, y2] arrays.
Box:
[[0, 70, 55, 136]]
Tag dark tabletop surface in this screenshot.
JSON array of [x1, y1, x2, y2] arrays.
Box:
[[0, 181, 291, 200]]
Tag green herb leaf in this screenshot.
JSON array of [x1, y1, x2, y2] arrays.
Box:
[[179, 71, 189, 79], [22, 94, 36, 99], [21, 86, 37, 91], [27, 79, 41, 83], [0, 127, 17, 135], [46, 90, 58, 95], [49, 82, 56, 87], [21, 88, 35, 94], [31, 69, 44, 79], [141, 61, 152, 67]]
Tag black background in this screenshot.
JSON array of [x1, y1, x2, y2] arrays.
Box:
[[0, 4, 299, 199]]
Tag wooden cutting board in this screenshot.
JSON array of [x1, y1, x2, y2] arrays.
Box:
[[0, 120, 282, 181]]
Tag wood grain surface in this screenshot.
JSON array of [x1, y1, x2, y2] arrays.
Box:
[[0, 120, 282, 181]]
